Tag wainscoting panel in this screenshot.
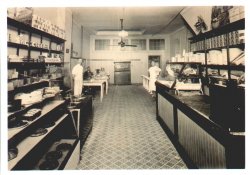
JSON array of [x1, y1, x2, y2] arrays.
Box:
[[177, 109, 226, 168], [158, 94, 175, 134]]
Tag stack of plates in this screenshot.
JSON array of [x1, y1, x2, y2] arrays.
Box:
[[30, 128, 48, 137], [8, 120, 29, 129], [39, 150, 62, 170], [8, 147, 18, 161]]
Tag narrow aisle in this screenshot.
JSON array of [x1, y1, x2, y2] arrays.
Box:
[[77, 85, 187, 169]]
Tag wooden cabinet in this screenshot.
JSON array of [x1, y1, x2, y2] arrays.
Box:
[[70, 96, 93, 150], [156, 81, 245, 168], [209, 84, 245, 132]]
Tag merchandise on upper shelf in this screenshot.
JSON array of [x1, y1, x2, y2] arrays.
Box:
[[206, 48, 244, 65], [229, 6, 245, 23], [187, 10, 245, 90], [171, 50, 205, 64], [8, 69, 19, 79], [7, 7, 66, 40], [190, 29, 245, 53], [44, 57, 62, 63], [181, 6, 244, 35]]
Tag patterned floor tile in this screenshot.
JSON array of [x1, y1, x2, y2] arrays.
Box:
[[77, 85, 187, 169]]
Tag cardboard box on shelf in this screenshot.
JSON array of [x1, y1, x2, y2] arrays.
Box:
[[13, 8, 65, 39], [229, 6, 244, 23]]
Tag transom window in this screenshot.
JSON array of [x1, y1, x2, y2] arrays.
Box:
[[95, 39, 110, 50], [149, 39, 165, 50]]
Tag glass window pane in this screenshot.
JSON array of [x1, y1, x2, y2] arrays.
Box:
[[149, 39, 165, 50], [131, 39, 146, 50], [95, 39, 110, 50]]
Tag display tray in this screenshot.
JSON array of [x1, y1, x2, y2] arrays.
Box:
[[175, 82, 202, 91], [8, 147, 18, 161], [9, 100, 65, 140], [43, 121, 56, 128], [8, 120, 29, 129], [30, 128, 48, 137], [22, 109, 42, 121], [34, 139, 75, 170]]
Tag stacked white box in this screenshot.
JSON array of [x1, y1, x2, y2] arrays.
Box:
[[13, 8, 66, 40], [229, 6, 245, 23]]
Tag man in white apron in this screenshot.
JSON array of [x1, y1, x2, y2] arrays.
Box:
[[72, 59, 84, 97], [148, 61, 161, 95]]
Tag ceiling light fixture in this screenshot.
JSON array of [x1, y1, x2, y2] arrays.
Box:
[[118, 30, 128, 37], [118, 19, 128, 37]]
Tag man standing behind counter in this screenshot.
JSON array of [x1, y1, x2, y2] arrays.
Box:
[[72, 59, 84, 97]]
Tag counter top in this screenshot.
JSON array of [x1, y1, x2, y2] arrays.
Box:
[[174, 95, 210, 119]]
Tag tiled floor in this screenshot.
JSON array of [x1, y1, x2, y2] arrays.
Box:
[[77, 85, 187, 169]]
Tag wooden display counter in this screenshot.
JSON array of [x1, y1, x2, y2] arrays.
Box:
[[156, 81, 245, 169]]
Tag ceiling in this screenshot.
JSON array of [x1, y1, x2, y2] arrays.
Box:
[[71, 7, 186, 35]]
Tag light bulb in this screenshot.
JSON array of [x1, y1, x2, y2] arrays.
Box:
[[118, 30, 128, 37]]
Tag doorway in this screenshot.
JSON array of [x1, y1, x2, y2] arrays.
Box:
[[148, 55, 161, 68], [114, 62, 131, 85]]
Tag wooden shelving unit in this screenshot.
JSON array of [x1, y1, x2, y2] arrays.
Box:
[[7, 16, 81, 170], [189, 18, 245, 86], [7, 17, 65, 83]]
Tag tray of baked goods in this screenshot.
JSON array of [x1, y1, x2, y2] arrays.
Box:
[[34, 139, 75, 170]]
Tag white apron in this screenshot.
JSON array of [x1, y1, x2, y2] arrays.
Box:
[[72, 64, 83, 96], [148, 66, 161, 92]]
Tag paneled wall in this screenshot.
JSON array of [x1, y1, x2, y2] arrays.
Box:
[[71, 19, 82, 58], [63, 11, 91, 88], [169, 26, 193, 58], [89, 35, 170, 84], [63, 8, 73, 88], [82, 27, 91, 65]]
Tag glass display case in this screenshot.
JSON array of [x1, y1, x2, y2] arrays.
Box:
[[158, 62, 202, 95]]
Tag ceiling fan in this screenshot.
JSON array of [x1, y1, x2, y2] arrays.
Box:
[[113, 19, 137, 48]]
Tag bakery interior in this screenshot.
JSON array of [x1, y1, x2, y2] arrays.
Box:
[[4, 5, 246, 171]]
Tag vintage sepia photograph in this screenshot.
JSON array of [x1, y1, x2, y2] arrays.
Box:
[[0, 1, 247, 175]]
